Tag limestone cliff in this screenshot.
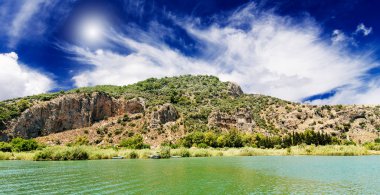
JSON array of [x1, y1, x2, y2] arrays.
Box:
[[9, 92, 121, 138]]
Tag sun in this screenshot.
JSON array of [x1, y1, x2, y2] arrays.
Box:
[[78, 18, 105, 44], [84, 22, 102, 41], [82, 20, 103, 43]]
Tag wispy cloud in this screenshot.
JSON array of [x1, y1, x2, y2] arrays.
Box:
[[0, 0, 66, 47], [0, 52, 54, 100], [65, 3, 378, 104], [356, 23, 372, 36], [331, 29, 348, 45]]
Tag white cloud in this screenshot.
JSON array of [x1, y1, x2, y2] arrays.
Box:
[[331, 29, 347, 44], [7, 0, 46, 46], [355, 23, 372, 36], [0, 52, 54, 100], [67, 3, 378, 103], [0, 0, 62, 47], [308, 80, 380, 105]]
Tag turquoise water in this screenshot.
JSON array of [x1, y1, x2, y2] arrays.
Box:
[[0, 156, 379, 194]]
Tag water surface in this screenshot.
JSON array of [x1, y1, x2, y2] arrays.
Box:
[[0, 156, 379, 194]]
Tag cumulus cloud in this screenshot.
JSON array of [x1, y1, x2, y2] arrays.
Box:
[[66, 3, 378, 103], [355, 23, 372, 36], [0, 52, 54, 100]]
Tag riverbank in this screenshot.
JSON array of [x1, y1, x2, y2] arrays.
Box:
[[1, 145, 380, 161]]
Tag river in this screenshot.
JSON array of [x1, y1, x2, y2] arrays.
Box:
[[0, 156, 379, 194]]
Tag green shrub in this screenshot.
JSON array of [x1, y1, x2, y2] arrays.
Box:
[[364, 142, 380, 151], [178, 147, 190, 157], [114, 128, 123, 135], [96, 127, 107, 135], [374, 138, 380, 143], [68, 147, 89, 160], [0, 142, 12, 152], [216, 135, 227, 147], [160, 140, 179, 149], [123, 114, 130, 122], [192, 149, 210, 157], [0, 152, 11, 160], [342, 140, 356, 146], [34, 146, 89, 161], [197, 143, 208, 148], [11, 138, 39, 152], [120, 134, 149, 149], [128, 151, 139, 159], [159, 146, 171, 158], [72, 136, 89, 146]]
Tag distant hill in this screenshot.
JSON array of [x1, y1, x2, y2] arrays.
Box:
[[1, 75, 379, 147]]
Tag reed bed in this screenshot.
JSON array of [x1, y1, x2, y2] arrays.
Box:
[[1, 145, 379, 161]]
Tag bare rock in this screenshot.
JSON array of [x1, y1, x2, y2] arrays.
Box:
[[124, 97, 145, 114], [226, 82, 243, 97], [208, 108, 254, 132], [150, 104, 179, 128], [11, 92, 121, 139]]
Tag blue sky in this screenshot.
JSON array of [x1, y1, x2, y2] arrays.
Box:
[[0, 0, 380, 104]]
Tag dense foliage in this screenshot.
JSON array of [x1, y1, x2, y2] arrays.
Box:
[[178, 130, 338, 149], [0, 138, 40, 152], [119, 134, 150, 149], [34, 146, 89, 161]]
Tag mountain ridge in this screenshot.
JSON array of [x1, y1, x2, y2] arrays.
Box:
[[1, 75, 379, 146]]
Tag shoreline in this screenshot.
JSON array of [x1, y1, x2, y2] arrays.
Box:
[[1, 145, 380, 161]]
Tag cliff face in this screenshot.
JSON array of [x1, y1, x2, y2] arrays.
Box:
[[208, 109, 255, 133], [1, 75, 379, 145], [10, 92, 122, 139]]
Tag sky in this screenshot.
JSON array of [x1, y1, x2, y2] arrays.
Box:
[[0, 0, 380, 104]]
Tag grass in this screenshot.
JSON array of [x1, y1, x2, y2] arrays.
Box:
[[0, 145, 379, 161]]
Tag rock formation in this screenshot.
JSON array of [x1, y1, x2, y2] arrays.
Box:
[[226, 82, 243, 97], [10, 92, 121, 138], [150, 104, 179, 128], [122, 97, 145, 114], [208, 108, 255, 132]]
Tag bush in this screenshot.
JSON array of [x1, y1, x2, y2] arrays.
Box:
[[34, 146, 89, 161], [120, 134, 149, 149], [216, 135, 227, 147], [178, 147, 190, 157], [114, 128, 123, 135], [159, 146, 171, 158], [11, 138, 39, 152], [0, 142, 12, 152], [192, 149, 210, 157], [128, 151, 139, 159], [364, 142, 380, 151], [160, 140, 179, 149], [197, 143, 208, 148], [96, 127, 107, 135], [72, 136, 89, 146]]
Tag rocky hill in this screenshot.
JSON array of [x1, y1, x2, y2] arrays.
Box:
[[1, 75, 379, 146]]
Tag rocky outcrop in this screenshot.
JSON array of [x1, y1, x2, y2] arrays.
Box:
[[150, 104, 179, 128], [261, 104, 380, 143], [10, 92, 123, 139], [208, 108, 255, 132], [226, 82, 243, 97], [122, 97, 145, 114]]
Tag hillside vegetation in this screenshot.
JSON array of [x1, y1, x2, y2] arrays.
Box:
[[1, 75, 380, 149]]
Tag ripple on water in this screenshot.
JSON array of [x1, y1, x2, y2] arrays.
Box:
[[0, 156, 379, 194]]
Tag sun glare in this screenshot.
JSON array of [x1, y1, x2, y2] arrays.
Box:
[[78, 18, 105, 44]]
